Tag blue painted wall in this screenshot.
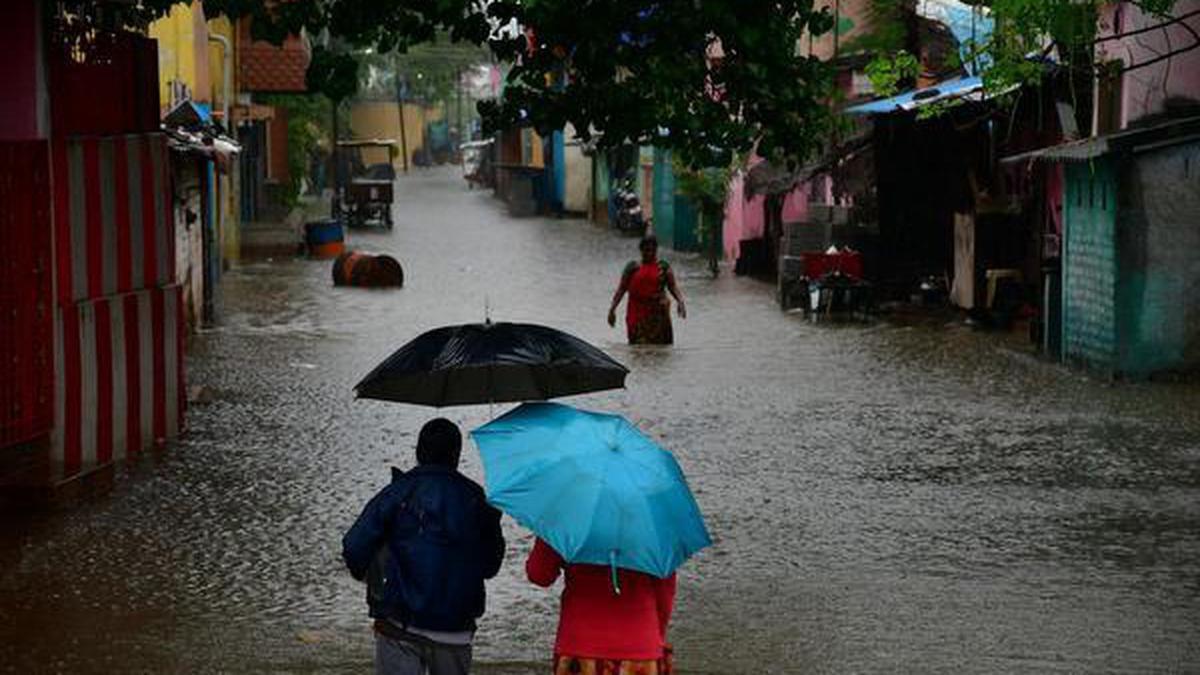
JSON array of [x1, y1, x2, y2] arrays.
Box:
[[551, 130, 565, 212]]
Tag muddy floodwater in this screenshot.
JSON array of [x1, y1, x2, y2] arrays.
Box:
[[3, 168, 1200, 674]]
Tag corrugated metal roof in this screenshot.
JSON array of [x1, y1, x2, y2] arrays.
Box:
[[1002, 137, 1110, 164], [1001, 115, 1200, 165]]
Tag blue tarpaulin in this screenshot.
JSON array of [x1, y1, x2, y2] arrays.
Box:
[[917, 0, 994, 75], [846, 75, 986, 115], [847, 1, 995, 116]]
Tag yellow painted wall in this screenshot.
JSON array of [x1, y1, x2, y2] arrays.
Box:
[[149, 1, 211, 111], [528, 130, 545, 168], [350, 101, 448, 169], [206, 16, 235, 116]]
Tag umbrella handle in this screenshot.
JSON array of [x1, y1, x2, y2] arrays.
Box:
[[609, 550, 621, 596]]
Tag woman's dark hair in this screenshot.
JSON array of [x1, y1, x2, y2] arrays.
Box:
[[639, 234, 659, 250], [416, 418, 462, 467]]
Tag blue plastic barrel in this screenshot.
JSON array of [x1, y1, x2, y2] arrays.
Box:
[[305, 219, 345, 245]]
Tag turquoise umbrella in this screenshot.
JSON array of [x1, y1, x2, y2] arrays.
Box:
[[471, 402, 711, 586]]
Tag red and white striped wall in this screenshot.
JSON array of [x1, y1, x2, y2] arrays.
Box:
[[52, 287, 184, 479], [52, 133, 175, 303], [49, 133, 185, 482]]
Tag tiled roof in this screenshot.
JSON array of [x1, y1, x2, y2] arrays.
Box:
[[239, 35, 310, 93]]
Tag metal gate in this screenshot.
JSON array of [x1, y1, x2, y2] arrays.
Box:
[[0, 142, 54, 450]]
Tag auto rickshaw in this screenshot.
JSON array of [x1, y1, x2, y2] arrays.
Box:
[[334, 139, 398, 229]]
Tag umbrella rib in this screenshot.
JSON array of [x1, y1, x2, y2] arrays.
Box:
[[438, 366, 453, 407]]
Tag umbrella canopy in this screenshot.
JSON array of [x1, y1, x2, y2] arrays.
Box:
[[471, 402, 711, 579], [355, 322, 628, 406]]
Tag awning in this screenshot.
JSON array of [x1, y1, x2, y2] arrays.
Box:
[[846, 75, 987, 115], [232, 103, 275, 123], [744, 161, 797, 197], [1001, 115, 1200, 165], [743, 133, 874, 197]]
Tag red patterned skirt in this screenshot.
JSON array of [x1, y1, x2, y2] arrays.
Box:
[[626, 299, 673, 345], [553, 646, 673, 675]]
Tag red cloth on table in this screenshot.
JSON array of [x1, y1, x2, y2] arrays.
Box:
[[802, 251, 863, 279], [526, 538, 676, 661]]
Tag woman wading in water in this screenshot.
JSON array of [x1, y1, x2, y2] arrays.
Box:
[[607, 235, 686, 344]]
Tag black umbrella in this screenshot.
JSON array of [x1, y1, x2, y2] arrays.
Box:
[[354, 321, 629, 406]]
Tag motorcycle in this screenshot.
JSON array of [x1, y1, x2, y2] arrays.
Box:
[[611, 173, 647, 236]]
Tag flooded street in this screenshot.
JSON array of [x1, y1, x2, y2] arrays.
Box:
[[4, 168, 1200, 673]]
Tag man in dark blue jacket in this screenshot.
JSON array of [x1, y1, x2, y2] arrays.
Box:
[[343, 418, 505, 675]]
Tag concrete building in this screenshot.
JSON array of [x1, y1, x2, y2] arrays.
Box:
[[1003, 1, 1200, 376], [1011, 117, 1200, 377]]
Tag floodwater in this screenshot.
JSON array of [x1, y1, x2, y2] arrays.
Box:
[[3, 168, 1200, 674]]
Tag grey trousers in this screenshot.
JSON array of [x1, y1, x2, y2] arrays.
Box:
[[375, 630, 472, 675]]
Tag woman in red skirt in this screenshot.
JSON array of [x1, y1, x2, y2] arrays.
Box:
[[607, 235, 687, 345], [526, 538, 675, 674]]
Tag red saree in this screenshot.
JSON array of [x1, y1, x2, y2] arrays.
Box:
[[623, 260, 673, 345]]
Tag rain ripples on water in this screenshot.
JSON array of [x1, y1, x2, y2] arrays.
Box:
[[3, 169, 1199, 673]]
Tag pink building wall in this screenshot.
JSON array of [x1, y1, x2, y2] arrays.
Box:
[[0, 1, 48, 140], [723, 171, 757, 261], [1098, 0, 1200, 130], [722, 156, 810, 263], [720, 170, 748, 260], [782, 188, 810, 222]]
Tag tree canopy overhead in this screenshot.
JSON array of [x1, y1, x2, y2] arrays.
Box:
[[72, 0, 1193, 167], [478, 1, 839, 168], [83, 0, 838, 169]]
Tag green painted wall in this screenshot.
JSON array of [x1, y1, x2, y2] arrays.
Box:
[[652, 148, 675, 247], [1062, 141, 1200, 377], [1062, 159, 1119, 372], [646, 147, 701, 253], [1118, 142, 1200, 375], [673, 196, 700, 252]]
